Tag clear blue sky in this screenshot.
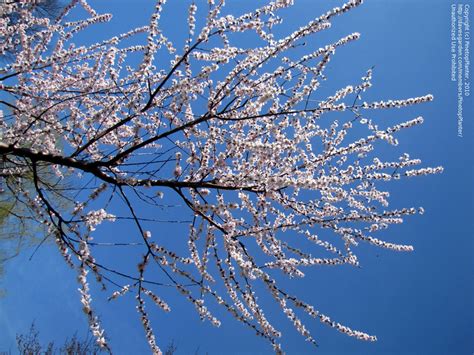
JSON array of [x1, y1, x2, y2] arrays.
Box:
[[0, 1, 472, 354]]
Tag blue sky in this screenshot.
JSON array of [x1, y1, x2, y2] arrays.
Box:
[[0, 1, 473, 354]]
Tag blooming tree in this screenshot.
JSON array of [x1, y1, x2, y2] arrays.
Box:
[[0, 0, 442, 353]]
